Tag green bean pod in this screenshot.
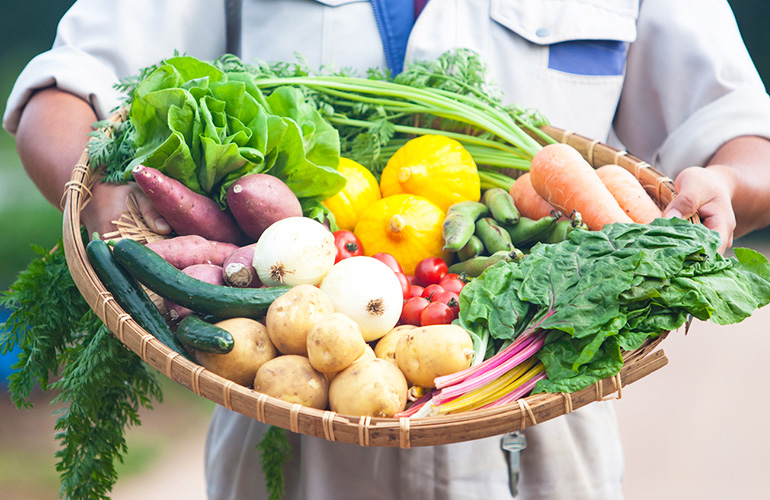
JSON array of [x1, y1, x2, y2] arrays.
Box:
[[505, 214, 559, 246], [457, 235, 485, 261], [542, 210, 589, 244], [442, 201, 490, 252], [475, 217, 515, 254], [448, 249, 524, 277], [482, 188, 520, 225]]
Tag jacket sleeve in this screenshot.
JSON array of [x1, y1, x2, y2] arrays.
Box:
[[3, 0, 227, 134], [613, 0, 770, 177]]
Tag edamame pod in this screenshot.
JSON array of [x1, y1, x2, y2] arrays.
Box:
[[475, 217, 514, 254], [448, 249, 524, 277], [482, 188, 520, 225], [505, 214, 559, 246], [442, 201, 490, 252], [457, 235, 485, 261]]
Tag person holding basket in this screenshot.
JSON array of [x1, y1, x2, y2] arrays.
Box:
[[5, 1, 770, 499]]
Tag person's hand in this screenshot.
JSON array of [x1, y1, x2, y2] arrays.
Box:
[[81, 181, 171, 239], [663, 164, 736, 253]]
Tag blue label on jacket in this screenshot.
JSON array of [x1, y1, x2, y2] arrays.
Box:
[[548, 40, 628, 76]]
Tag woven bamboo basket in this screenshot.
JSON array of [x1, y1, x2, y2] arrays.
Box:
[[62, 123, 676, 448]]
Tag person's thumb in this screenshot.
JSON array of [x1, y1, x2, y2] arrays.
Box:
[[663, 166, 710, 221], [132, 188, 172, 235]]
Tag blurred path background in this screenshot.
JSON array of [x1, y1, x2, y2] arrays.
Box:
[[2, 2, 769, 499]]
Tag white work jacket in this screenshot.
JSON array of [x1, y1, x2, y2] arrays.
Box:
[[4, 1, 770, 499]]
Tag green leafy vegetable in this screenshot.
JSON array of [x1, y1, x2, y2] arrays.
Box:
[[87, 118, 136, 184], [257, 425, 292, 500], [458, 218, 770, 393], [219, 49, 551, 177], [1, 241, 162, 500], [121, 55, 345, 209]]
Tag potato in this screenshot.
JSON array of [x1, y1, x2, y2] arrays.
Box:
[[306, 312, 367, 373], [373, 324, 416, 364], [328, 357, 408, 417], [254, 355, 328, 409], [325, 344, 375, 384], [395, 324, 474, 388], [194, 317, 277, 386], [227, 173, 303, 240], [265, 284, 335, 356]]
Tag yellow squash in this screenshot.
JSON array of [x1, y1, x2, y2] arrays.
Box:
[[379, 135, 480, 212], [354, 194, 449, 276], [322, 158, 382, 231]]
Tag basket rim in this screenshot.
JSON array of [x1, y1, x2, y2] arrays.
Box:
[[62, 123, 672, 448]]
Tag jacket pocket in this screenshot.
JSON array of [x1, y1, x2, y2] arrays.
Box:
[[492, 0, 638, 76], [490, 0, 639, 139]]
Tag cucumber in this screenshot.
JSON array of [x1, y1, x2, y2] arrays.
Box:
[[111, 238, 289, 318], [86, 238, 189, 358], [176, 315, 234, 354]]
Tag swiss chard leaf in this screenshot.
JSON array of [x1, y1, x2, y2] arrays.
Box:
[[458, 218, 770, 394]]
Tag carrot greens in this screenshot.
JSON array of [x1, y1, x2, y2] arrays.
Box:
[[0, 241, 162, 500]]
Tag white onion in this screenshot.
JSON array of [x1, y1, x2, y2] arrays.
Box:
[[253, 217, 336, 287], [319, 256, 404, 342]]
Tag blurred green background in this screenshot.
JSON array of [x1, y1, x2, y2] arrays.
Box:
[[1, 1, 769, 291]]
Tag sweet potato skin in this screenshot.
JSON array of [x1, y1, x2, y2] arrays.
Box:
[[226, 173, 302, 240], [133, 164, 247, 244], [146, 235, 239, 269], [222, 243, 261, 288]]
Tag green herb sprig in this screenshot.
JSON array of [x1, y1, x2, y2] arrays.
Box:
[[1, 241, 162, 500], [257, 425, 292, 500]]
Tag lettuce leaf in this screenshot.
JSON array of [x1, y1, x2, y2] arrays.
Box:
[[458, 218, 770, 393], [125, 56, 344, 210]]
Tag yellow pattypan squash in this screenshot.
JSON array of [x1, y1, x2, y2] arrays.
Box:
[[379, 135, 480, 212], [322, 158, 382, 231], [354, 194, 449, 276]]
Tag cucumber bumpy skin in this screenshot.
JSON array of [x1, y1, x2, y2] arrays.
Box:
[[111, 238, 290, 318], [176, 314, 235, 354], [86, 238, 189, 357]]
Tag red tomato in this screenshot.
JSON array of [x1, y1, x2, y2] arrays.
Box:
[[438, 277, 465, 295], [420, 301, 455, 326], [372, 252, 405, 274], [405, 274, 417, 285], [401, 296, 430, 326], [414, 257, 449, 287], [409, 284, 425, 298], [332, 230, 364, 263], [394, 272, 411, 300], [421, 284, 446, 301], [432, 291, 460, 318]]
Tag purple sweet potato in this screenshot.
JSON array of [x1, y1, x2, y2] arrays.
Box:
[[133, 164, 247, 244], [222, 243, 261, 288], [146, 235, 239, 269], [226, 173, 302, 240], [164, 264, 226, 322]]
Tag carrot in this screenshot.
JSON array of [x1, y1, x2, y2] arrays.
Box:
[[509, 172, 561, 220], [132, 165, 248, 245], [529, 143, 633, 231], [595, 164, 663, 224]]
